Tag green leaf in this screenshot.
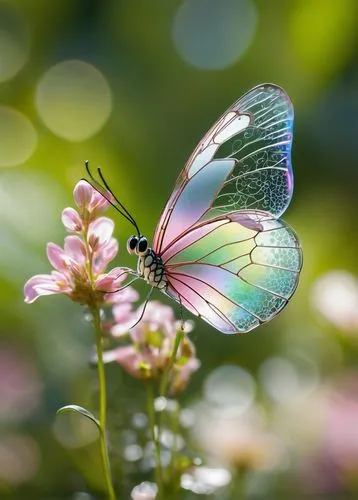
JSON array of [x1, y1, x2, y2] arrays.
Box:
[[56, 404, 102, 434]]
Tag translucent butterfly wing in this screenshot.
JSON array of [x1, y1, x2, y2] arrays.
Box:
[[153, 84, 294, 254], [163, 210, 302, 334]]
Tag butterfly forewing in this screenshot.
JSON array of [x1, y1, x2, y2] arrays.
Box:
[[153, 84, 294, 255]]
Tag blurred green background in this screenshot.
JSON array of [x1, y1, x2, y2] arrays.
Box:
[[1, 0, 358, 498]]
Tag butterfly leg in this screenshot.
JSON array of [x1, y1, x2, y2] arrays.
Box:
[[127, 286, 155, 330], [97, 268, 139, 294]]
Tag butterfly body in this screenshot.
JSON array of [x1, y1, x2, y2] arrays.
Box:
[[137, 248, 168, 290]]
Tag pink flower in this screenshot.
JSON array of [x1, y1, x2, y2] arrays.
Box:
[[105, 300, 200, 392], [24, 180, 127, 306]]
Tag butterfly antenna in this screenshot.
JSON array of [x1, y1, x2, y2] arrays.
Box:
[[128, 287, 154, 330], [97, 166, 138, 227], [84, 161, 135, 228], [84, 161, 141, 237]]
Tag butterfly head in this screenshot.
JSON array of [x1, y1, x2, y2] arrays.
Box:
[[127, 235, 148, 256]]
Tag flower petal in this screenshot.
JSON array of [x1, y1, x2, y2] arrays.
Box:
[[93, 238, 119, 274], [143, 301, 176, 337], [105, 346, 143, 378], [64, 236, 86, 264], [88, 217, 114, 250], [61, 207, 82, 232], [112, 302, 134, 321], [95, 267, 128, 292], [89, 190, 110, 213], [46, 243, 67, 272], [73, 180, 93, 209], [103, 238, 119, 260], [95, 274, 118, 292], [111, 306, 137, 336], [107, 285, 139, 304], [24, 274, 63, 304]]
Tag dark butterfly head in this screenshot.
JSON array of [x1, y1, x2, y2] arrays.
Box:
[[127, 235, 148, 256]]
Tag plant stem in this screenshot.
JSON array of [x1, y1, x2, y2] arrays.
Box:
[[169, 405, 180, 486], [147, 382, 164, 498], [155, 329, 184, 494], [159, 329, 184, 397], [91, 304, 116, 500]]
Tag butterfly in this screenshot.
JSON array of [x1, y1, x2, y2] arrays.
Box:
[[86, 84, 302, 334]]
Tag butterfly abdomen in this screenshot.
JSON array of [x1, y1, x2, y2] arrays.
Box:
[[138, 249, 168, 289]]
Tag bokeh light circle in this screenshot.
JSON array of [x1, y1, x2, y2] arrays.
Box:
[[0, 3, 30, 82], [203, 365, 255, 414], [0, 434, 40, 486], [35, 60, 112, 142], [259, 357, 300, 403], [0, 107, 37, 167], [172, 0, 257, 70], [311, 270, 358, 331]]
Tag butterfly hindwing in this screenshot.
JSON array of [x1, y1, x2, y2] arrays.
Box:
[[164, 210, 302, 334]]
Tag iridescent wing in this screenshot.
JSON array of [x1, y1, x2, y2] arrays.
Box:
[[162, 210, 302, 334], [153, 84, 294, 255]]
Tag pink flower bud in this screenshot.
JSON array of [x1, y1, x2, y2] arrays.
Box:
[[61, 207, 82, 232], [73, 180, 93, 209]]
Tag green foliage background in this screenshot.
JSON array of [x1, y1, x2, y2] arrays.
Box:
[[1, 0, 357, 498]]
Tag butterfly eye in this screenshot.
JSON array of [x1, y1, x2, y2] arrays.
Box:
[[137, 237, 148, 255], [127, 235, 139, 255]]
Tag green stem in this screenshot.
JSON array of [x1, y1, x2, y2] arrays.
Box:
[[169, 405, 180, 486], [91, 305, 116, 500], [159, 330, 184, 397], [157, 330, 183, 494], [147, 383, 164, 498], [230, 467, 247, 500]]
